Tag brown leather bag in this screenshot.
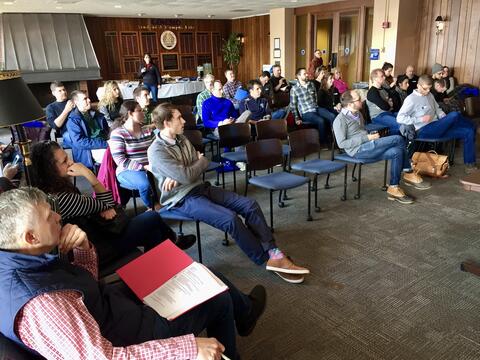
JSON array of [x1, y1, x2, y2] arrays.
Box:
[[412, 151, 449, 178]]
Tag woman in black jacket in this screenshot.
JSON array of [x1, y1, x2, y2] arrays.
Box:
[[138, 53, 162, 103]]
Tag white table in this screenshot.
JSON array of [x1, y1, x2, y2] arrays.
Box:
[[96, 81, 205, 100]]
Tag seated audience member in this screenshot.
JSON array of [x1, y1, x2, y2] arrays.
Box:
[[196, 74, 215, 123], [397, 75, 477, 173], [382, 62, 397, 90], [392, 74, 410, 111], [269, 64, 290, 93], [0, 187, 266, 360], [45, 81, 75, 144], [312, 66, 327, 95], [404, 65, 419, 94], [202, 80, 237, 133], [290, 68, 329, 145], [148, 103, 310, 284], [442, 65, 456, 94], [431, 78, 464, 114], [98, 80, 124, 127], [30, 141, 195, 265], [307, 49, 324, 80], [316, 72, 341, 121], [366, 69, 400, 134], [239, 80, 272, 122], [432, 63, 444, 80], [0, 162, 18, 194], [133, 86, 154, 127], [332, 68, 348, 94], [66, 90, 109, 169], [109, 101, 157, 210], [223, 69, 243, 108], [259, 70, 273, 99], [333, 90, 430, 204], [138, 53, 162, 103]]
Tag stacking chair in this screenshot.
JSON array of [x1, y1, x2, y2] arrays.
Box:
[[289, 129, 347, 210], [245, 138, 312, 232], [218, 122, 251, 192], [331, 129, 388, 199], [360, 100, 389, 136], [183, 129, 224, 187], [255, 118, 290, 160]]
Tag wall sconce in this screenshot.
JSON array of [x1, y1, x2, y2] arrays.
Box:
[[236, 33, 245, 44], [435, 16, 445, 35]]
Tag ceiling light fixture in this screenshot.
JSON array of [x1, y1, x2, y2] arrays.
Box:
[[137, 13, 145, 17], [174, 14, 183, 18], [114, 4, 122, 8], [55, 6, 63, 9], [207, 15, 215, 18], [3, 1, 15, 5]]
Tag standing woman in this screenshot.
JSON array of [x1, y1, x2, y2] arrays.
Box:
[[138, 53, 162, 103], [98, 80, 123, 127], [109, 100, 157, 210]]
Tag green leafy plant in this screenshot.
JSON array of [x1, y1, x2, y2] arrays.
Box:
[[222, 33, 242, 71]]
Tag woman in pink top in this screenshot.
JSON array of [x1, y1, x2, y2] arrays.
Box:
[[332, 68, 349, 94]]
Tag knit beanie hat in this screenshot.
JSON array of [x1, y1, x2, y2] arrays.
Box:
[[432, 63, 443, 74]]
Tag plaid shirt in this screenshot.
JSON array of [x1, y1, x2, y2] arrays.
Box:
[[15, 246, 197, 360], [196, 89, 211, 121], [290, 81, 318, 120], [223, 80, 242, 104]]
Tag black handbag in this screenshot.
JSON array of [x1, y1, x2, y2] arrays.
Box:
[[90, 205, 130, 236]]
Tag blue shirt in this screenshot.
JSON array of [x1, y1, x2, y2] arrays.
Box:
[[45, 100, 68, 134], [239, 96, 271, 120], [201, 96, 237, 129]]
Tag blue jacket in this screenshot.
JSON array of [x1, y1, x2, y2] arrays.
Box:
[[66, 108, 108, 169], [239, 96, 271, 120], [0, 249, 160, 354], [201, 96, 237, 129]]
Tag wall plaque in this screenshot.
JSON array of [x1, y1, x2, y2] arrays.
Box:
[[160, 30, 177, 50]]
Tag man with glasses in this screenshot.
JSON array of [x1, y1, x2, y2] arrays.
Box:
[[366, 69, 400, 135], [397, 75, 477, 174], [333, 90, 431, 205], [195, 74, 215, 123]]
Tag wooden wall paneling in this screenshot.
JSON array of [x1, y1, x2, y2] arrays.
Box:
[[458, 0, 472, 83], [445, 0, 461, 69], [181, 55, 196, 71], [435, 0, 447, 64], [141, 31, 159, 55], [180, 32, 195, 53], [104, 31, 121, 76], [196, 32, 211, 53], [120, 31, 140, 56], [464, 0, 480, 84], [211, 32, 222, 69], [473, 2, 480, 85]]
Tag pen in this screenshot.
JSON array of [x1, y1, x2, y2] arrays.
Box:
[[222, 354, 232, 360]]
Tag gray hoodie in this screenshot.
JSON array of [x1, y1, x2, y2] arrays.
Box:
[[147, 133, 209, 208], [397, 90, 446, 130]]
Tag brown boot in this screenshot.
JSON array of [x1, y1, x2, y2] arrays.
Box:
[[403, 171, 432, 190], [387, 186, 414, 204]]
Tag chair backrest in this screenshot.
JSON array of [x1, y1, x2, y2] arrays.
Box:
[[177, 104, 197, 130], [464, 96, 480, 118], [183, 129, 204, 152], [246, 138, 283, 171], [272, 91, 290, 109], [289, 128, 320, 159], [218, 123, 251, 148], [255, 119, 288, 141]]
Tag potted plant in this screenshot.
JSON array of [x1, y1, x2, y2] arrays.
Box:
[[222, 33, 242, 71]]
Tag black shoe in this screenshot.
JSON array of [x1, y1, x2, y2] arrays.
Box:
[[236, 285, 266, 336], [174, 234, 196, 250]]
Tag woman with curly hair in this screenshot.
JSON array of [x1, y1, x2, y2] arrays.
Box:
[[98, 80, 123, 127], [30, 141, 195, 266], [109, 100, 157, 210]]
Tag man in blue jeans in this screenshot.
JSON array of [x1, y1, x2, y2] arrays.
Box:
[[333, 90, 431, 205], [290, 68, 334, 145], [397, 75, 477, 174], [147, 103, 310, 284]]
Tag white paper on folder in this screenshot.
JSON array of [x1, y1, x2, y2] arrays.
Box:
[[143, 262, 228, 320]]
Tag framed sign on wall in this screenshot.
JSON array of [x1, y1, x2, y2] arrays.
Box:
[[160, 30, 177, 50]]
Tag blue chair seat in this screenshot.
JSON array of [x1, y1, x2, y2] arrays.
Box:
[[249, 171, 309, 191], [282, 144, 290, 156], [291, 159, 345, 174], [205, 133, 219, 141], [221, 151, 247, 162], [334, 153, 380, 165], [415, 136, 455, 142], [365, 123, 388, 133], [159, 207, 194, 221], [206, 161, 222, 172]]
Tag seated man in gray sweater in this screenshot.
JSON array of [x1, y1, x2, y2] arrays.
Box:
[[333, 90, 431, 204], [147, 103, 310, 284]]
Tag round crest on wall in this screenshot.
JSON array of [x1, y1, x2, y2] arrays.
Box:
[[160, 30, 177, 50]]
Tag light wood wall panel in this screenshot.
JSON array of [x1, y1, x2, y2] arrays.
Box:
[[417, 0, 480, 85], [232, 15, 270, 84]]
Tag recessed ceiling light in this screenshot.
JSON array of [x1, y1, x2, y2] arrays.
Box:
[[114, 4, 122, 8], [55, 5, 63, 8], [174, 14, 183, 18], [137, 13, 145, 17], [207, 15, 215, 19], [291, 0, 298, 2], [3, 1, 15, 5]]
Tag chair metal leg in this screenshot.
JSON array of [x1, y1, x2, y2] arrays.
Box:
[[354, 164, 362, 199], [178, 221, 184, 236], [195, 220, 202, 263], [283, 189, 289, 200], [314, 174, 320, 212], [342, 165, 347, 201], [223, 232, 229, 246], [233, 169, 237, 193], [214, 170, 220, 186], [269, 190, 274, 233], [307, 179, 313, 221], [352, 163, 358, 182], [324, 173, 331, 189], [132, 190, 138, 215], [382, 160, 388, 191], [244, 170, 249, 196], [222, 170, 225, 189], [278, 190, 285, 208]]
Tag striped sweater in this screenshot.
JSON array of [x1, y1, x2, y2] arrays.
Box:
[[108, 126, 154, 175]]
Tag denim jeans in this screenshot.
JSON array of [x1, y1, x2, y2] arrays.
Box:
[[301, 109, 329, 144], [144, 83, 158, 103], [417, 111, 477, 164], [272, 108, 287, 119], [317, 107, 337, 126], [371, 111, 400, 135], [174, 184, 276, 265], [117, 170, 154, 208], [354, 135, 410, 185], [153, 271, 251, 359]]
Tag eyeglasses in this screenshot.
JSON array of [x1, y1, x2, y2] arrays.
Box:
[[419, 85, 431, 92]]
